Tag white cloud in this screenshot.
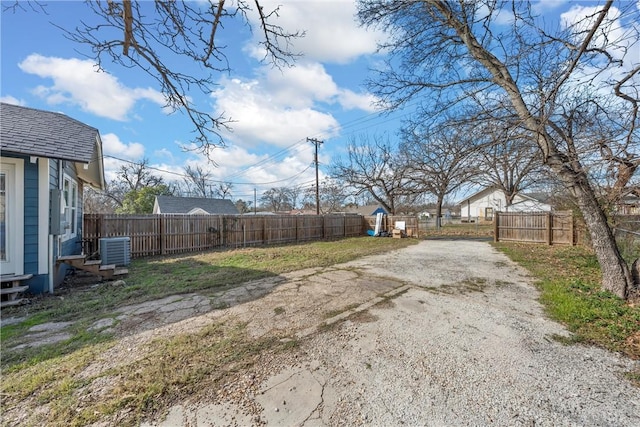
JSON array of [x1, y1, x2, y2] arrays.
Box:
[[561, 5, 627, 61], [212, 75, 341, 148], [210, 60, 380, 148], [262, 62, 339, 108], [101, 133, 145, 160], [259, 62, 378, 112], [247, 0, 384, 64], [336, 89, 379, 112], [18, 54, 165, 121], [0, 95, 26, 106], [165, 145, 319, 198], [153, 148, 177, 163]]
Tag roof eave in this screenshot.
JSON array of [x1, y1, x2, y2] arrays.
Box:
[[75, 135, 105, 190]]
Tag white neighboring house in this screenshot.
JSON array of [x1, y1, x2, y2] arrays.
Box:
[[457, 187, 552, 222]]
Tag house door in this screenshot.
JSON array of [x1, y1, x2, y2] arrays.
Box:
[[0, 160, 24, 276]]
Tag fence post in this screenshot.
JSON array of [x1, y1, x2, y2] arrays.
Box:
[[263, 216, 267, 245], [159, 215, 165, 255], [546, 212, 553, 245], [344, 215, 347, 238], [569, 212, 575, 246], [323, 215, 327, 239], [494, 212, 499, 242]]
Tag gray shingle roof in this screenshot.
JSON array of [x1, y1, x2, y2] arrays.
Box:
[[155, 195, 239, 215], [1, 102, 100, 163]]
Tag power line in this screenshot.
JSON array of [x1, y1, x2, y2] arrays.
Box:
[[223, 138, 309, 181], [307, 137, 324, 215], [103, 154, 314, 186], [103, 101, 423, 191], [210, 101, 422, 181]]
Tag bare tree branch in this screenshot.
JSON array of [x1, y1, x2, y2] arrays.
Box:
[[53, 0, 303, 160]]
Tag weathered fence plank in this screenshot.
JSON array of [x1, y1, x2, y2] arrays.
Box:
[[84, 213, 370, 258], [495, 211, 576, 245]]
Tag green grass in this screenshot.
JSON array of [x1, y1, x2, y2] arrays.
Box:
[[1, 237, 417, 369], [1, 323, 287, 426], [420, 222, 493, 237], [0, 237, 418, 425], [494, 243, 640, 360]]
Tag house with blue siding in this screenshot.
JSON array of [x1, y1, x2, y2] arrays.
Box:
[[1, 103, 106, 298]]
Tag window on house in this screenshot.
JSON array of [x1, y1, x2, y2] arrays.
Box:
[[485, 207, 494, 221], [62, 175, 78, 240]]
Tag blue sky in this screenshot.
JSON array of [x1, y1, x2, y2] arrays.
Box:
[[1, 0, 401, 203], [1, 0, 634, 204]]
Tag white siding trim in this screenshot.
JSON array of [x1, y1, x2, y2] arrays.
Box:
[[0, 157, 24, 275], [38, 158, 49, 274]]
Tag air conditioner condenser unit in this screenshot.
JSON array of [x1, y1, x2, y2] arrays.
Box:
[[99, 237, 131, 266]]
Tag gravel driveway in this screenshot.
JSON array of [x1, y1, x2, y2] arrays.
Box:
[[139, 240, 639, 426]]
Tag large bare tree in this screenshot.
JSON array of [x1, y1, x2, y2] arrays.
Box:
[[84, 158, 176, 213], [400, 118, 478, 226], [182, 165, 213, 198], [357, 0, 639, 298], [303, 179, 349, 213], [470, 119, 546, 206], [260, 187, 293, 212], [330, 134, 417, 215], [213, 181, 234, 200], [89, 158, 168, 210]]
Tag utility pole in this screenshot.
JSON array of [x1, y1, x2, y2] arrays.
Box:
[[307, 137, 324, 215]]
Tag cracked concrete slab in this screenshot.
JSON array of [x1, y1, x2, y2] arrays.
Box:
[[256, 367, 325, 426], [28, 321, 73, 332]]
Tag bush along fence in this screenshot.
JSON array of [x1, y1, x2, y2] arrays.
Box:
[[84, 214, 369, 258], [493, 211, 585, 245]]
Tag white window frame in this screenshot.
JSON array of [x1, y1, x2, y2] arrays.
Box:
[[0, 158, 25, 275], [62, 174, 78, 241]]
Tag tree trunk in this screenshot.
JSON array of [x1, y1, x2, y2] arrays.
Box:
[[548, 156, 632, 299], [435, 195, 444, 229], [424, 0, 632, 298]]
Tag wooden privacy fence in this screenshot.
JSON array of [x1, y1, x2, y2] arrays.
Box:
[[84, 214, 364, 258], [494, 211, 577, 245]]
